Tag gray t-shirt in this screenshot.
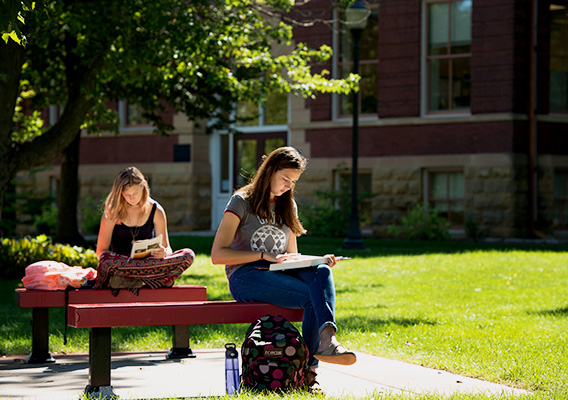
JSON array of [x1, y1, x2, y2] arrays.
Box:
[[224, 193, 291, 278]]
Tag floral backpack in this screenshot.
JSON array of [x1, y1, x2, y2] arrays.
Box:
[[241, 314, 308, 392]]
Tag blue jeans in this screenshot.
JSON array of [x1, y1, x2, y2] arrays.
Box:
[[228, 262, 337, 367]]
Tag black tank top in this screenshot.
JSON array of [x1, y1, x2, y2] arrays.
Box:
[[111, 202, 157, 256]]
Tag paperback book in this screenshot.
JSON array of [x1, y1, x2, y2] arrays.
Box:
[[130, 234, 163, 259]]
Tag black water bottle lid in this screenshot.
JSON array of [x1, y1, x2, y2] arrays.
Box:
[[225, 342, 238, 358]]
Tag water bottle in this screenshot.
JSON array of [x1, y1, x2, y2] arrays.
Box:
[[225, 343, 240, 395]]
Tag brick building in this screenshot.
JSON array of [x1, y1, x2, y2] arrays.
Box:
[[19, 0, 568, 239]]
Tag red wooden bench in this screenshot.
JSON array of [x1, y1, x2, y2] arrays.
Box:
[[66, 300, 304, 397], [15, 285, 207, 363]]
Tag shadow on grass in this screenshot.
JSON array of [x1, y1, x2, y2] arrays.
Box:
[[170, 235, 568, 261], [336, 282, 384, 295], [331, 239, 568, 259], [340, 314, 437, 332], [528, 307, 568, 317]]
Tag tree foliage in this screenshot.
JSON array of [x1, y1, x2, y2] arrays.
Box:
[[0, 0, 359, 228], [0, 0, 43, 45]]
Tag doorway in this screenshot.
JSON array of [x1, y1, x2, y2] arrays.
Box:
[[210, 131, 287, 230]]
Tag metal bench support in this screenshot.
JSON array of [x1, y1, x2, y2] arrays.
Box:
[[26, 308, 55, 364], [84, 327, 117, 399], [167, 325, 196, 359]]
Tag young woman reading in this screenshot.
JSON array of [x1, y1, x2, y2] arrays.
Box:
[[95, 166, 194, 293], [211, 147, 356, 373]]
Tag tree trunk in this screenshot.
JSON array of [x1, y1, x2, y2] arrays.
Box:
[[0, 39, 102, 229], [56, 131, 87, 246], [0, 181, 17, 237], [0, 40, 26, 230]]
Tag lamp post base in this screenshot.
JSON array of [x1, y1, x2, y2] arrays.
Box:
[[342, 220, 366, 250], [342, 236, 366, 250]]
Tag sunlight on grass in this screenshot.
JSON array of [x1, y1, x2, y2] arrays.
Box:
[[331, 247, 568, 396]]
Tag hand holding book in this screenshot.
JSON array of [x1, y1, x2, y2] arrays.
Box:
[[267, 253, 351, 271], [130, 234, 163, 259]]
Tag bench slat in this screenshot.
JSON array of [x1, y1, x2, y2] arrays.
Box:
[[15, 285, 207, 308], [15, 289, 66, 308], [68, 301, 304, 328]]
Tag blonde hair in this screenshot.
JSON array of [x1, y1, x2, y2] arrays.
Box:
[[238, 147, 308, 236], [104, 166, 150, 223]]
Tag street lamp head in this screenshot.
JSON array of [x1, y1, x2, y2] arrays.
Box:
[[345, 0, 370, 31]]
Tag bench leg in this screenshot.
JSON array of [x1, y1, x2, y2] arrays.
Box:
[[167, 325, 196, 359], [26, 308, 55, 364], [84, 327, 117, 399]]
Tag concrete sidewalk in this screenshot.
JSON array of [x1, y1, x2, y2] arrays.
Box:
[[0, 349, 529, 399]]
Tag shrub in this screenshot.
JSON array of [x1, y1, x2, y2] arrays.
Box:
[[388, 204, 451, 241], [301, 186, 375, 237], [465, 216, 486, 241], [300, 188, 351, 237], [0, 235, 98, 280], [33, 204, 58, 236], [80, 195, 103, 235]]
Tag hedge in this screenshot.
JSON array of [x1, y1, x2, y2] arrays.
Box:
[[0, 235, 98, 280]]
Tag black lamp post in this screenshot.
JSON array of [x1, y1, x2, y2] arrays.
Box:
[[343, 0, 369, 250]]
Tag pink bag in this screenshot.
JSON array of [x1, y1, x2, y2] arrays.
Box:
[[22, 260, 97, 290]]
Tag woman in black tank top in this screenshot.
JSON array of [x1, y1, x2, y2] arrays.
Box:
[[94, 166, 194, 293], [109, 202, 157, 257]]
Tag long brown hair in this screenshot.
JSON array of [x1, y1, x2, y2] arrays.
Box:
[[238, 147, 308, 236], [104, 166, 150, 223]]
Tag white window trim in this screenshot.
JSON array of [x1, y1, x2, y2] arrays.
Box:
[[49, 105, 58, 125]]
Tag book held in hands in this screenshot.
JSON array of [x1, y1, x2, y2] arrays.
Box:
[[130, 234, 163, 259], [269, 255, 330, 271]]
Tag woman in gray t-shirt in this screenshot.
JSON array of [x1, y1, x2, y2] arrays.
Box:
[[211, 147, 356, 371]]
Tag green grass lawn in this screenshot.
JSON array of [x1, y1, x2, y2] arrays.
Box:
[[2, 236, 567, 399]]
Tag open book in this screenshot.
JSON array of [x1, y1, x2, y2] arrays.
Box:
[[130, 234, 163, 259], [268, 255, 329, 271]]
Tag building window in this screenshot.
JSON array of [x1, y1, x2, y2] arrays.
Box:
[[234, 133, 286, 189], [425, 0, 472, 113], [236, 92, 288, 127], [220, 134, 230, 193], [173, 144, 191, 163], [48, 105, 63, 126], [427, 170, 465, 226], [118, 100, 150, 128], [550, 1, 568, 113], [49, 176, 59, 208], [126, 103, 149, 126], [554, 171, 568, 229], [337, 6, 379, 118]]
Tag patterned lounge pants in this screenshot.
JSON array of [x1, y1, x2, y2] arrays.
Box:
[[94, 249, 195, 294]]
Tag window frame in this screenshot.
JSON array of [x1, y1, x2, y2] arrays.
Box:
[[118, 100, 153, 132], [232, 132, 287, 191], [424, 168, 465, 228], [423, 0, 472, 116], [235, 88, 289, 128]]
